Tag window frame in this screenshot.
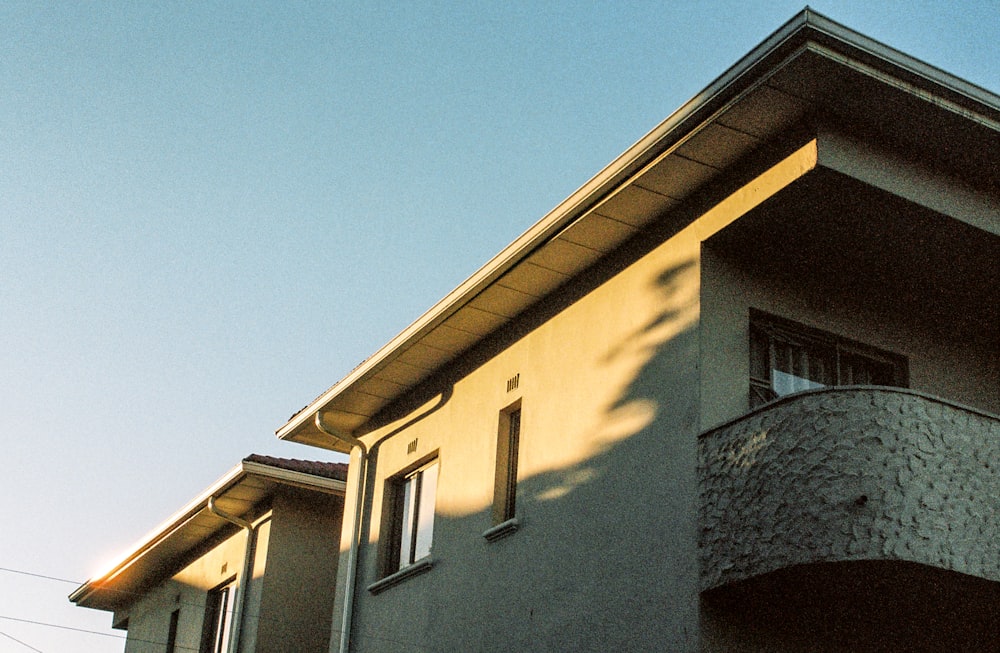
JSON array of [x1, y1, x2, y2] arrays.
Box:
[[492, 400, 522, 525], [166, 608, 180, 653], [200, 578, 236, 653], [749, 311, 908, 408], [381, 457, 439, 577]]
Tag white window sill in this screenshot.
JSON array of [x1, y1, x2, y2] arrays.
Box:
[[482, 517, 520, 542], [367, 558, 433, 594]]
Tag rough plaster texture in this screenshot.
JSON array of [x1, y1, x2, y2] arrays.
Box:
[[699, 387, 1000, 591]]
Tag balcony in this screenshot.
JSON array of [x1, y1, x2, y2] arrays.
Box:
[[699, 387, 1000, 592]]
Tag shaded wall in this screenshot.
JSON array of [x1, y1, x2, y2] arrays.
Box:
[[254, 488, 343, 653], [700, 166, 1000, 429]]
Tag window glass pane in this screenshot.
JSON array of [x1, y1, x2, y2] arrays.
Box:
[[215, 586, 233, 653], [399, 476, 417, 565], [505, 409, 520, 520], [749, 312, 907, 408], [771, 338, 833, 395], [167, 609, 180, 653], [413, 463, 438, 561], [201, 583, 234, 653], [772, 369, 827, 395], [494, 407, 521, 524]]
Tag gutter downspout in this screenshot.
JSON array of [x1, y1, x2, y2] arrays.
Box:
[[315, 412, 368, 653], [208, 496, 260, 653]]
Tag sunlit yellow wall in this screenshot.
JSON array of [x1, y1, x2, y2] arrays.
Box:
[[330, 129, 998, 652], [324, 139, 831, 653], [332, 170, 793, 650], [119, 520, 267, 653], [117, 488, 342, 653]]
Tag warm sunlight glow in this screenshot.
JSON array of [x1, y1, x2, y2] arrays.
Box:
[[88, 550, 127, 582]]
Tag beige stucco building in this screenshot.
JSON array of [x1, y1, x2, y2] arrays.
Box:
[[70, 455, 347, 653], [277, 9, 999, 653]]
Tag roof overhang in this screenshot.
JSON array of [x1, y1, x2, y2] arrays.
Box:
[[278, 8, 1000, 450], [69, 458, 346, 613]]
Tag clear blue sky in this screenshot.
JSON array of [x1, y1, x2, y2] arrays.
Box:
[[2, 2, 997, 651]]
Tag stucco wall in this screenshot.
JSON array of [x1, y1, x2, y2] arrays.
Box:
[[329, 131, 998, 651], [121, 520, 268, 653], [254, 488, 343, 653], [700, 177, 1000, 430], [339, 221, 705, 652]]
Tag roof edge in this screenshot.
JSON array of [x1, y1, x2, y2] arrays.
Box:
[[70, 457, 345, 607], [276, 7, 1000, 444], [276, 9, 816, 444]]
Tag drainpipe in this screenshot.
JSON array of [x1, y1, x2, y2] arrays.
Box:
[[207, 496, 260, 653], [315, 411, 368, 653]]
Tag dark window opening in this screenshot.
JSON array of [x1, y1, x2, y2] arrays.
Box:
[[493, 403, 521, 525], [166, 608, 180, 653], [750, 312, 907, 408]]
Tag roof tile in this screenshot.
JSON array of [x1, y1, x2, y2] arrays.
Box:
[[243, 454, 348, 481]]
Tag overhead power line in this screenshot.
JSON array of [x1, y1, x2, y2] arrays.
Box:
[[0, 567, 78, 586], [0, 630, 46, 653], [0, 615, 123, 640]]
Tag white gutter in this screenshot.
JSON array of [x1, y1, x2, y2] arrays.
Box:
[[277, 7, 1000, 448], [207, 496, 265, 653], [273, 11, 819, 446], [315, 412, 368, 653], [70, 459, 345, 611]]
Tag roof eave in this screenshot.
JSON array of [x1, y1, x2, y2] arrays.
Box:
[[276, 8, 1000, 445], [70, 460, 345, 610]]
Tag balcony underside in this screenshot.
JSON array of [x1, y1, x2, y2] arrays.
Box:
[[701, 559, 1000, 652], [699, 388, 1000, 591]]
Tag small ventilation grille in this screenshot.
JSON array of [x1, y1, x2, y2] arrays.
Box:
[[506, 374, 520, 393], [407, 439, 418, 454]]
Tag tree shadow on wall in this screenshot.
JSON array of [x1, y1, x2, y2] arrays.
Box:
[[344, 255, 703, 653]]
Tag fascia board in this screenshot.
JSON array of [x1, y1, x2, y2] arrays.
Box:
[[276, 8, 1000, 444], [240, 460, 347, 494], [69, 463, 246, 604], [70, 460, 345, 606], [800, 10, 1000, 116], [276, 12, 819, 445]]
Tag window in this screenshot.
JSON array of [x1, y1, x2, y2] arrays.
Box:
[[492, 402, 521, 525], [166, 609, 180, 653], [749, 312, 907, 407], [200, 580, 236, 653], [385, 459, 438, 574]]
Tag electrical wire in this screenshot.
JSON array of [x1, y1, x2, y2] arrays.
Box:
[[0, 568, 77, 586], [0, 565, 445, 652], [0, 615, 205, 653], [0, 615, 123, 640], [0, 630, 45, 653], [0, 565, 238, 621]]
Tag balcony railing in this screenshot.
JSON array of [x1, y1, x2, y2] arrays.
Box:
[[699, 387, 1000, 591]]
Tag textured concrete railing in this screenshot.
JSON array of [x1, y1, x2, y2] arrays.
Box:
[[699, 387, 1000, 591]]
